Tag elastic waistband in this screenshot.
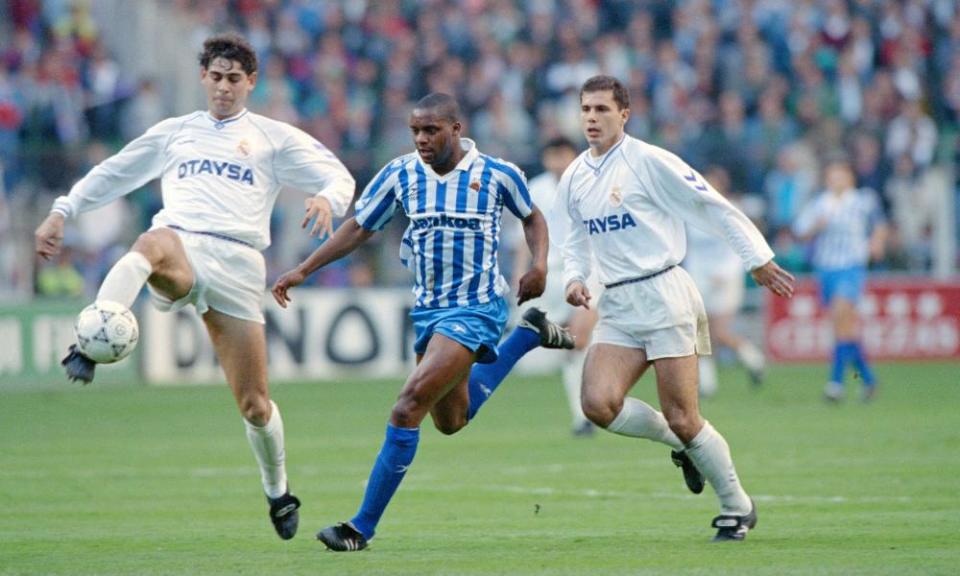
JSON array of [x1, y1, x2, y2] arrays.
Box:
[[603, 265, 676, 289], [167, 225, 255, 249]]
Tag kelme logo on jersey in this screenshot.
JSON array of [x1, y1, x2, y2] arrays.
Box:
[[177, 159, 254, 185], [411, 213, 482, 231], [584, 212, 638, 235]]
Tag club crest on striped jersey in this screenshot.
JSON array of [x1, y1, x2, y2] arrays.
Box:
[[469, 180, 481, 191]]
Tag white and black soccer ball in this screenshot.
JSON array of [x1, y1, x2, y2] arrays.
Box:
[[74, 301, 140, 364]]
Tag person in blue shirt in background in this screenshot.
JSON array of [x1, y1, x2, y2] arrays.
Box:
[[794, 157, 888, 402]]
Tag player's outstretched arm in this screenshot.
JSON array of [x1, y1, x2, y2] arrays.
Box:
[[750, 259, 795, 299], [516, 207, 549, 305], [271, 217, 374, 308], [35, 212, 66, 261]]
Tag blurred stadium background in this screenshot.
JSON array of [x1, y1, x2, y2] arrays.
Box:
[[0, 2, 958, 574], [1, 0, 957, 387]]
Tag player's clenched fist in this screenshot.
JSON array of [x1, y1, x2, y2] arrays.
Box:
[[272, 268, 307, 308], [565, 280, 592, 310]]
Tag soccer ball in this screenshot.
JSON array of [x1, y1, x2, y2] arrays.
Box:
[[74, 301, 140, 364]]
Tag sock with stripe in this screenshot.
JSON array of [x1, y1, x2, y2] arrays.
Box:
[[350, 424, 420, 539], [466, 326, 539, 420]]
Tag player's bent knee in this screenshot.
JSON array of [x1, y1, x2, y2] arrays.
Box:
[[663, 408, 701, 443], [239, 395, 271, 426], [391, 393, 430, 428], [432, 415, 467, 435], [581, 395, 622, 428]]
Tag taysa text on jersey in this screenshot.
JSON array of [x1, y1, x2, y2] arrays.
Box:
[[177, 159, 254, 185], [583, 212, 637, 235]]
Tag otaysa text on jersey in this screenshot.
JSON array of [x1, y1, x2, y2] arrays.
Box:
[[177, 158, 255, 185]]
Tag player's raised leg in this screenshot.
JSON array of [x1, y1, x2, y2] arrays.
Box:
[[204, 308, 300, 540], [465, 307, 573, 421], [318, 335, 476, 552], [580, 343, 703, 494], [62, 228, 193, 383], [655, 355, 755, 540]]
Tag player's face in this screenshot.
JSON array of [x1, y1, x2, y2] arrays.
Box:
[[201, 57, 257, 120], [580, 90, 629, 155], [825, 162, 855, 193], [409, 109, 461, 170]]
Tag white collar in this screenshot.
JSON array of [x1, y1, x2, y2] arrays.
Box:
[[418, 138, 480, 179]]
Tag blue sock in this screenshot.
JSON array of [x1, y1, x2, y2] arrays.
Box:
[[350, 424, 420, 539], [467, 325, 540, 420], [849, 342, 876, 386], [830, 342, 855, 385]]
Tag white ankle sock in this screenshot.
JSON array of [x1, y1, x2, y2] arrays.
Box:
[[244, 400, 288, 499], [562, 351, 590, 428], [96, 251, 152, 308], [685, 421, 751, 515], [699, 355, 718, 397], [607, 397, 683, 450]]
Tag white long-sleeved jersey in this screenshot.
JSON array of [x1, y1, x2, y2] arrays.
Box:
[[51, 109, 355, 251], [558, 135, 774, 288]]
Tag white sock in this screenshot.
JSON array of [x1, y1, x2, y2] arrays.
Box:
[[699, 355, 718, 397], [562, 351, 590, 428], [736, 341, 765, 372], [606, 397, 683, 450], [685, 421, 751, 515], [96, 251, 152, 308], [244, 400, 288, 499]]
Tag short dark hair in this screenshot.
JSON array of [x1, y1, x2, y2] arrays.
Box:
[[542, 136, 578, 154], [580, 75, 630, 110], [198, 33, 258, 75], [414, 93, 461, 123]]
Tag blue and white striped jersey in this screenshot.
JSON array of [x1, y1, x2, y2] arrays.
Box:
[[355, 139, 533, 308], [793, 187, 885, 270]]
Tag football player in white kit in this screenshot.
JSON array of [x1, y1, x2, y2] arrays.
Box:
[[683, 165, 766, 397], [559, 76, 795, 541], [33, 34, 355, 540], [512, 136, 600, 436]]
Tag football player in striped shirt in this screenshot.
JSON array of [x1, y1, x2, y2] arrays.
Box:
[[793, 157, 888, 402], [272, 93, 574, 551], [34, 33, 356, 540]]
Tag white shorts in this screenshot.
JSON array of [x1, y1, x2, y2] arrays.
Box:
[[593, 266, 711, 360], [147, 228, 266, 324], [686, 267, 745, 316]]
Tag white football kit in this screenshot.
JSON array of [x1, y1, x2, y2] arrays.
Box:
[[683, 224, 746, 316], [558, 135, 774, 359], [517, 171, 601, 322], [51, 109, 355, 322]]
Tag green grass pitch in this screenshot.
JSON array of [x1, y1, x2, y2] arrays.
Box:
[[1, 362, 958, 575]]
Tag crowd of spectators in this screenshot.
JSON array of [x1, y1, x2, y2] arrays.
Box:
[[1, 0, 957, 298]]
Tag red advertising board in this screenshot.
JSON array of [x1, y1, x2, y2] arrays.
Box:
[[765, 277, 960, 362]]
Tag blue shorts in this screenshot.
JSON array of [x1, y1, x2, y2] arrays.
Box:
[[411, 297, 509, 364], [817, 266, 866, 305]]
